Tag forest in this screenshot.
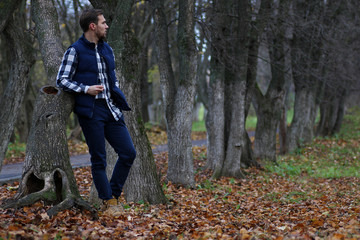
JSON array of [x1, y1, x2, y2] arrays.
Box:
[[0, 0, 360, 239]]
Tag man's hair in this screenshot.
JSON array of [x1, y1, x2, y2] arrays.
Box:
[[79, 8, 104, 32]]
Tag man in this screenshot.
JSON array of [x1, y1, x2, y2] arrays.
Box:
[[56, 8, 136, 217]]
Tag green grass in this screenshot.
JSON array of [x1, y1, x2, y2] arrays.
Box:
[[265, 107, 360, 179], [192, 120, 206, 132], [5, 139, 26, 159], [192, 108, 295, 132]]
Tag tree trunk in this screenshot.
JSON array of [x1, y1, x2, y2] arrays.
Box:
[[2, 87, 96, 218], [287, 0, 325, 150], [151, 0, 197, 187], [253, 87, 282, 162], [301, 88, 317, 143], [221, 78, 248, 178], [279, 10, 293, 154], [252, 0, 291, 162], [167, 0, 197, 187], [31, 0, 64, 82], [16, 83, 36, 143], [90, 0, 167, 203], [317, 86, 347, 137], [140, 39, 150, 123], [207, 0, 259, 179], [205, 0, 227, 176], [205, 57, 225, 174], [0, 0, 21, 31], [0, 1, 35, 172], [332, 89, 347, 134], [2, 0, 96, 218]]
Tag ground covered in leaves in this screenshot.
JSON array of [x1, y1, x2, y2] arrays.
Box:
[[1, 109, 360, 239]]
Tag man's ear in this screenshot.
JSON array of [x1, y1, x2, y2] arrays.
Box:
[[89, 22, 96, 31]]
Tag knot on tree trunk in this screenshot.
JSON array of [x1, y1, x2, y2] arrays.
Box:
[[42, 86, 59, 95]]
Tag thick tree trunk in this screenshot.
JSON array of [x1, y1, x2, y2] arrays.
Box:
[[253, 88, 282, 162], [31, 0, 64, 82], [140, 40, 150, 123], [151, 0, 197, 187], [205, 59, 225, 174], [279, 16, 293, 154], [2, 87, 96, 218], [205, 0, 227, 175], [90, 0, 167, 203], [206, 0, 260, 179], [317, 86, 347, 137], [287, 85, 317, 152], [332, 89, 347, 134], [221, 78, 248, 178], [2, 0, 96, 217], [0, 0, 21, 32], [301, 90, 317, 142], [166, 0, 197, 187], [0, 3, 35, 172], [253, 82, 286, 162], [287, 0, 325, 149], [16, 84, 36, 143], [252, 1, 290, 162]]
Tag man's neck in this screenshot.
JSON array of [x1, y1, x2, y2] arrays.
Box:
[[84, 32, 99, 45]]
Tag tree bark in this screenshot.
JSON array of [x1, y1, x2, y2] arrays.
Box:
[[286, 0, 324, 151], [31, 0, 64, 82], [2, 0, 96, 218], [317, 86, 347, 137], [207, 0, 259, 179], [0, 1, 35, 172], [2, 87, 96, 218], [139, 39, 150, 123], [0, 0, 21, 32], [252, 0, 290, 162], [205, 57, 225, 174], [151, 0, 197, 187], [205, 0, 226, 175]]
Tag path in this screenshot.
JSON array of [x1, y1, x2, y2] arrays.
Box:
[[0, 139, 207, 184]]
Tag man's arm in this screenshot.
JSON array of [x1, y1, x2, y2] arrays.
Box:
[[57, 47, 104, 96], [56, 47, 90, 94]]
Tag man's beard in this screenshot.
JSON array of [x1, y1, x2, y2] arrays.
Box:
[[96, 31, 106, 41]]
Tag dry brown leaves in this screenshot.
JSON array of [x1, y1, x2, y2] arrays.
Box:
[[1, 145, 360, 239], [1, 124, 360, 239]]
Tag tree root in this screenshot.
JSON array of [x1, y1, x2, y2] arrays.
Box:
[[1, 168, 98, 219], [46, 196, 98, 219]]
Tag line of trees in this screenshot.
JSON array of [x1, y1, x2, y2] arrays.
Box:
[[0, 0, 359, 215]]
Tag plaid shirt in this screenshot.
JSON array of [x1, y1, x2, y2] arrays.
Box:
[[57, 46, 122, 121]]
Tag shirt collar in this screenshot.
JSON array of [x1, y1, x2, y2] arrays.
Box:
[[80, 34, 104, 49]]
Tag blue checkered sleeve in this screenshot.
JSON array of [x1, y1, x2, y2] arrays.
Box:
[[56, 47, 89, 93]]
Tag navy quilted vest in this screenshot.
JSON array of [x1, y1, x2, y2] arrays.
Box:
[[71, 35, 131, 118]]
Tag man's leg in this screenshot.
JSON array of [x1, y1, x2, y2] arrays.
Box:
[[77, 100, 113, 200], [105, 115, 136, 199]]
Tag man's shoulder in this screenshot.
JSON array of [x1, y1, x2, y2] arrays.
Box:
[[70, 38, 83, 49]]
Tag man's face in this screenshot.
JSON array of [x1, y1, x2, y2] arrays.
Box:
[[94, 15, 109, 40]]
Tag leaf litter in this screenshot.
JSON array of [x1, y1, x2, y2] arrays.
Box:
[[0, 125, 360, 239]]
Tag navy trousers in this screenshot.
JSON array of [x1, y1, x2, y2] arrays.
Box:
[[78, 99, 136, 200]]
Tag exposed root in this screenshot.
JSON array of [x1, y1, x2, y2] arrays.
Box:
[[1, 168, 97, 219], [47, 196, 98, 219]]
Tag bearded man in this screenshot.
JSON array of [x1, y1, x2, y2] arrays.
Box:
[[56, 8, 136, 217]]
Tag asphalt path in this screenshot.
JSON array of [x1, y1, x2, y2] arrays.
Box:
[[0, 130, 257, 184], [0, 139, 208, 184]]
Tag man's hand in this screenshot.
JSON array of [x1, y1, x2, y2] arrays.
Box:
[[87, 85, 104, 96]]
